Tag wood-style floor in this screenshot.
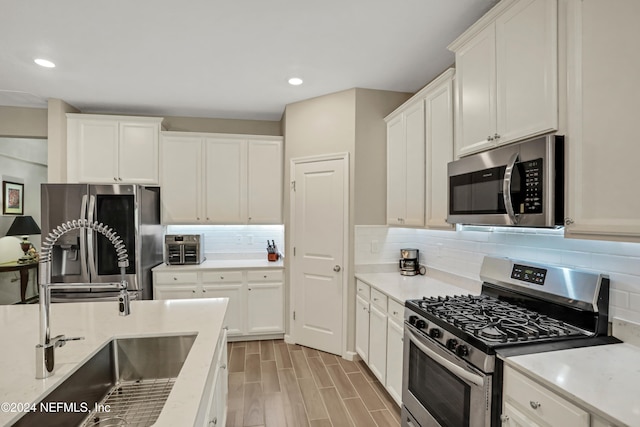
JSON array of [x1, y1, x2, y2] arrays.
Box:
[[226, 340, 401, 427]]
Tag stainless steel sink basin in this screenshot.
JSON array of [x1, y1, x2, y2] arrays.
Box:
[[14, 334, 197, 427]]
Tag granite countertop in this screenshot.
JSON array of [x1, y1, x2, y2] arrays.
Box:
[[0, 299, 228, 426], [504, 342, 640, 427], [354, 271, 481, 303], [153, 258, 284, 271]]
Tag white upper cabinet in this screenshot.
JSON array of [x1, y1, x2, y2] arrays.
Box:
[[386, 68, 454, 229], [386, 91, 425, 226], [160, 132, 283, 225], [450, 0, 558, 157], [563, 0, 640, 241], [425, 70, 455, 229], [67, 114, 162, 184], [247, 140, 283, 224]]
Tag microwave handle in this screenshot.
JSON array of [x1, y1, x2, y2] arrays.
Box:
[[503, 152, 520, 225]]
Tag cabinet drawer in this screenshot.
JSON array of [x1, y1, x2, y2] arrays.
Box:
[[387, 299, 404, 323], [356, 280, 370, 300], [504, 367, 589, 427], [154, 271, 198, 285], [202, 271, 244, 283], [247, 270, 283, 282], [370, 288, 388, 311]]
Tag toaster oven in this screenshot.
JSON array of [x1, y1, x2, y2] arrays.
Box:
[[165, 234, 205, 265]]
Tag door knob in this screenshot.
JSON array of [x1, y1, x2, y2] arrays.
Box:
[[333, 265, 341, 272]]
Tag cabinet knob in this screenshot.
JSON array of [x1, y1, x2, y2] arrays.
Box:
[[192, 290, 196, 293], [264, 275, 267, 278], [393, 311, 398, 315], [173, 277, 177, 281], [500, 414, 509, 423], [207, 217, 210, 220], [529, 401, 541, 410], [487, 135, 494, 141], [197, 217, 200, 220], [220, 363, 227, 369], [220, 276, 224, 279], [203, 289, 206, 293], [118, 177, 123, 181], [248, 287, 252, 291], [248, 216, 252, 221], [494, 133, 500, 140]]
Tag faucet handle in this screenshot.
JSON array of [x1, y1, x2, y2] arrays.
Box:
[[51, 335, 85, 349]]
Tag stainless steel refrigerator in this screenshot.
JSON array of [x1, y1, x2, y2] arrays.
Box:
[[41, 184, 162, 301]]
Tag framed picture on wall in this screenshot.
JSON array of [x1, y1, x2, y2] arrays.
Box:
[[2, 181, 24, 215]]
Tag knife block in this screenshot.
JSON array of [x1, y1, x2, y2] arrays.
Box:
[[268, 252, 279, 262]]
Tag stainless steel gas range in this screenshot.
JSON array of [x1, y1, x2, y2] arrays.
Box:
[[401, 256, 618, 427]]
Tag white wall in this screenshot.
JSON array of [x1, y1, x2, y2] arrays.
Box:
[[355, 225, 640, 324], [0, 138, 48, 304]]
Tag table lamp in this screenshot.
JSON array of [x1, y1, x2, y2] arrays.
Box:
[[6, 215, 41, 263]]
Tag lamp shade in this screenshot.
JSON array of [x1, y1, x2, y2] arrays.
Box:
[[6, 215, 41, 236]]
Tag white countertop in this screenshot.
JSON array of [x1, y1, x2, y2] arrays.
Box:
[[354, 272, 481, 303], [504, 342, 640, 427], [0, 298, 228, 426], [153, 258, 284, 271]]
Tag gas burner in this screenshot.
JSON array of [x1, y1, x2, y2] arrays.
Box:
[[412, 293, 586, 344]]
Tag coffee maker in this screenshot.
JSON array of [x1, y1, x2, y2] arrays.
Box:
[[399, 248, 421, 276]]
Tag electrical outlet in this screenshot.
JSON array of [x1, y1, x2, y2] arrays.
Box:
[[371, 240, 379, 253]]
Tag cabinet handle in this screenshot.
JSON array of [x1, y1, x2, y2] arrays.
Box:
[[564, 217, 574, 226], [529, 401, 541, 410], [220, 363, 227, 369], [500, 414, 509, 423], [209, 417, 217, 425], [487, 135, 494, 141], [113, 177, 118, 182], [494, 133, 500, 140], [118, 177, 123, 181]]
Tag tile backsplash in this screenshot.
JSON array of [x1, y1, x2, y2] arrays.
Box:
[[355, 225, 640, 324], [166, 225, 284, 259]]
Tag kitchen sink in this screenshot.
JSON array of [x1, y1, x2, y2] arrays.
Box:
[[14, 334, 197, 427]]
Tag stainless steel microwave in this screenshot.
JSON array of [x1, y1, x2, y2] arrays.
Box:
[[447, 134, 564, 227]]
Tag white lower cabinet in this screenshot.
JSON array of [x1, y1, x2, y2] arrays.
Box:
[[385, 317, 404, 405], [354, 279, 403, 407], [502, 366, 609, 427], [154, 268, 284, 339], [196, 329, 228, 427]]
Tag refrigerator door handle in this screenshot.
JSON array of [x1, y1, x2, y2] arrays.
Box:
[[87, 195, 98, 279], [80, 194, 89, 279]]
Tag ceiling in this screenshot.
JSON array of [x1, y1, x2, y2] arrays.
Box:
[[0, 0, 497, 121]]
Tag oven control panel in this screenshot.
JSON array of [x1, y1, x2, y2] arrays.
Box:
[[511, 263, 547, 285], [522, 158, 543, 214]]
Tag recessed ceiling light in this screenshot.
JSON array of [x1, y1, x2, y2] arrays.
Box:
[[34, 58, 56, 68], [288, 77, 303, 86]]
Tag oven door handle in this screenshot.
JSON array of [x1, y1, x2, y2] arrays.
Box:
[[407, 329, 484, 387], [503, 152, 520, 225]]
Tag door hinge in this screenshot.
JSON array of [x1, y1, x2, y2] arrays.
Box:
[[291, 180, 296, 191], [293, 311, 296, 321]]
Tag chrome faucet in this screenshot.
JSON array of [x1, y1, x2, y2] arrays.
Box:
[[36, 219, 131, 379]]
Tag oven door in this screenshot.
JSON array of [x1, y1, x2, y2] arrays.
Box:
[[402, 325, 492, 427]]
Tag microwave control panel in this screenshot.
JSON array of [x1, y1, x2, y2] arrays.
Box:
[[522, 159, 543, 213]]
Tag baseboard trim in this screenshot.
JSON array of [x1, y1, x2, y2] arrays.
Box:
[[343, 350, 358, 362], [284, 334, 294, 344], [227, 333, 285, 342]]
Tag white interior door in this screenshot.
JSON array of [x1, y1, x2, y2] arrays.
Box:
[[292, 155, 347, 356]]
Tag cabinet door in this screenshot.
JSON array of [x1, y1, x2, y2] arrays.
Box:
[[154, 283, 198, 300], [204, 138, 246, 224], [72, 118, 119, 183], [386, 114, 406, 225], [202, 283, 244, 336], [247, 282, 283, 334], [160, 136, 202, 224], [119, 121, 160, 184], [385, 318, 404, 406], [502, 401, 541, 427], [565, 0, 640, 240], [355, 295, 370, 362], [247, 140, 283, 224], [455, 23, 497, 157], [403, 101, 426, 226], [425, 74, 454, 229], [368, 304, 387, 383], [496, 0, 557, 144]]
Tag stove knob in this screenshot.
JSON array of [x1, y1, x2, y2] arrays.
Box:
[[429, 328, 441, 339], [456, 345, 469, 357], [446, 339, 458, 351], [408, 315, 418, 326], [416, 319, 427, 330]]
